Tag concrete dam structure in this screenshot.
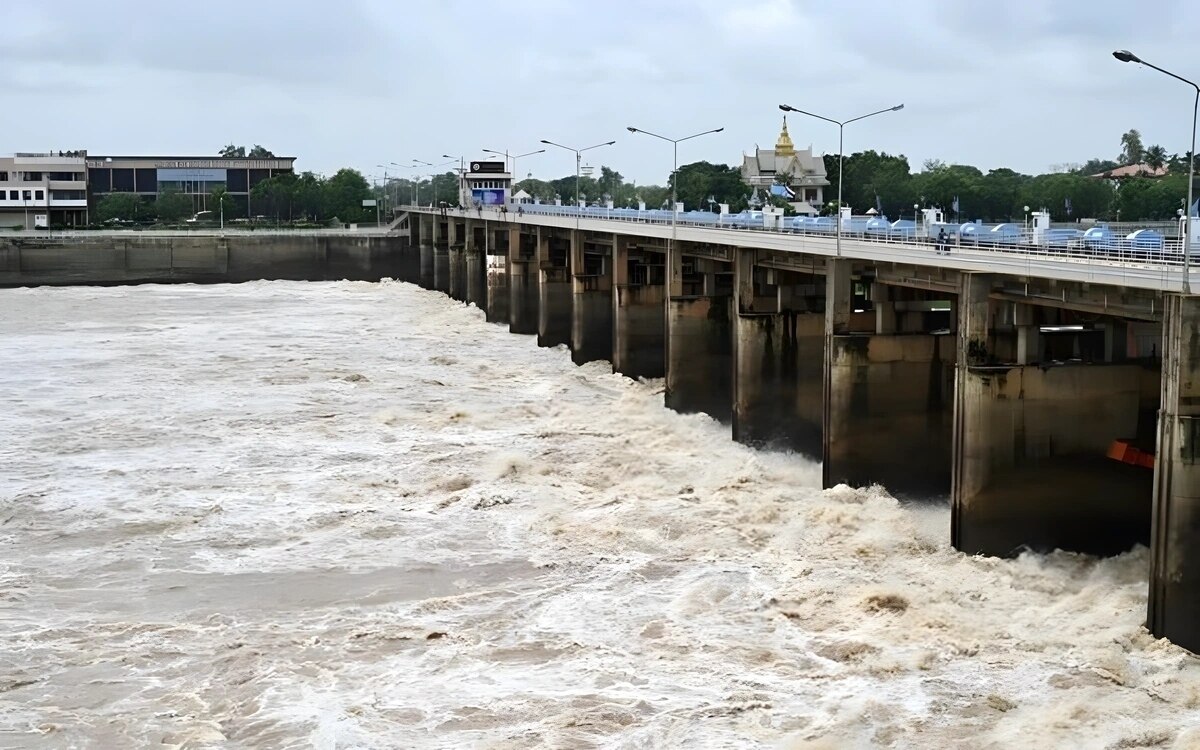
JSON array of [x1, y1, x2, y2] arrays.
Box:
[[402, 205, 1200, 654], [0, 233, 408, 287]]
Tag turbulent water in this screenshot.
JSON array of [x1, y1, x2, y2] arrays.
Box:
[[2, 280, 1200, 749]]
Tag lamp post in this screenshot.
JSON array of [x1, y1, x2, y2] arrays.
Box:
[[1114, 49, 1198, 293], [625, 125, 724, 297], [779, 103, 904, 256], [538, 139, 616, 211], [1024, 204, 1030, 232], [407, 160, 434, 205], [482, 148, 546, 194], [914, 203, 920, 236]]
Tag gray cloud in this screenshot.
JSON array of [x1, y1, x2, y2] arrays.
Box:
[[3, 0, 1198, 185]]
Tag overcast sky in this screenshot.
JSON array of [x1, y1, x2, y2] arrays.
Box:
[[5, 0, 1199, 185]]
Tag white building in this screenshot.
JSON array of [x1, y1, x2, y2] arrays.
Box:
[[741, 118, 829, 215], [0, 152, 89, 229], [458, 160, 513, 208]]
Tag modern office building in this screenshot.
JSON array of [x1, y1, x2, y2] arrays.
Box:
[[86, 154, 296, 218], [741, 117, 829, 215], [0, 152, 89, 228]]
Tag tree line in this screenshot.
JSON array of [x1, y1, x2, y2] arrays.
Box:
[[486, 128, 1194, 223]]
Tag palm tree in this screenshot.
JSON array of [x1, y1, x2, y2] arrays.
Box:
[[1119, 129, 1145, 165], [1144, 144, 1168, 171]]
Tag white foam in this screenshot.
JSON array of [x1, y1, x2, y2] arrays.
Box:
[[2, 280, 1197, 748]]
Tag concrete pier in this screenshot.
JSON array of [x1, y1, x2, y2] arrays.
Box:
[[952, 274, 1155, 557], [538, 231, 573, 349], [485, 227, 510, 324], [465, 223, 485, 309], [419, 244, 434, 289], [666, 295, 733, 420], [732, 250, 824, 455], [509, 227, 538, 335], [823, 260, 954, 497], [611, 236, 665, 379], [1149, 294, 1200, 651], [571, 233, 613, 365], [448, 246, 467, 302]]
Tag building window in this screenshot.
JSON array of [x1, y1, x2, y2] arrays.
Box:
[[0, 172, 7, 181], [22, 190, 32, 201], [8, 190, 16, 200], [35, 190, 44, 200]]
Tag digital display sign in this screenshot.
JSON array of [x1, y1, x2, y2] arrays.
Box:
[[471, 189, 507, 205]]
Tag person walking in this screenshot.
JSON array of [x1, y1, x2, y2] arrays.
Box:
[[937, 228, 949, 256]]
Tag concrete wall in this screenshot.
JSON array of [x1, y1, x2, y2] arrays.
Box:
[[448, 246, 467, 302], [0, 235, 409, 287], [613, 284, 665, 379], [825, 333, 955, 497], [538, 267, 572, 348], [486, 248, 509, 324], [666, 295, 733, 421], [954, 363, 1155, 556], [509, 259, 539, 335], [1149, 294, 1200, 651], [733, 311, 824, 457], [572, 278, 613, 365], [466, 248, 485, 308]]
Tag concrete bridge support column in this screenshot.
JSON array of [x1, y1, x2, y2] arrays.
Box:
[[666, 253, 733, 421], [399, 217, 421, 284], [418, 215, 436, 289], [538, 231, 573, 349], [823, 260, 955, 497], [509, 226, 539, 335], [432, 217, 450, 294], [485, 226, 509, 324], [571, 234, 613, 365], [465, 222, 486, 308], [732, 250, 824, 456], [447, 220, 467, 302], [1149, 294, 1200, 651], [951, 275, 1154, 557], [612, 236, 665, 379]]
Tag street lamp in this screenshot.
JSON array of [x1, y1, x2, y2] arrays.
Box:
[[1113, 49, 1198, 293], [539, 139, 616, 210], [482, 148, 546, 188], [626, 125, 724, 297], [779, 103, 904, 256]]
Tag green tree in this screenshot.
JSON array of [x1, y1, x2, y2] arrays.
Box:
[[219, 144, 246, 158], [1144, 144, 1168, 171], [670, 161, 750, 211], [1119, 129, 1144, 165], [824, 150, 913, 218], [1077, 158, 1120, 176], [251, 172, 300, 221], [95, 193, 143, 222], [323, 168, 373, 223], [155, 190, 194, 222], [428, 172, 460, 206], [248, 145, 275, 158], [977, 168, 1030, 222], [1019, 173, 1113, 221]]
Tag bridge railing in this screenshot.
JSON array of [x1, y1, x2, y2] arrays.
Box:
[[399, 204, 1193, 278]]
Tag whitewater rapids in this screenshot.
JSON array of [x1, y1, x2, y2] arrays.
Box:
[[2, 280, 1199, 749]]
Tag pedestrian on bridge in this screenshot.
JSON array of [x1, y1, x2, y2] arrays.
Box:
[[937, 228, 949, 256]]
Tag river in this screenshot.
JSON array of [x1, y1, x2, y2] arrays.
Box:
[[1, 280, 1198, 749]]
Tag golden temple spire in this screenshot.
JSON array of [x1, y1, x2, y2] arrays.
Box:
[[775, 115, 796, 157]]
